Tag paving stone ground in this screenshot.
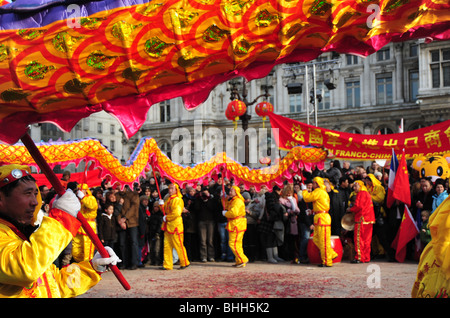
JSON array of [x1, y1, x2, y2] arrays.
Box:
[[79, 259, 418, 299]]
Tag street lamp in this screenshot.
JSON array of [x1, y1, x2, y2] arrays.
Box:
[[282, 56, 340, 126], [228, 77, 270, 166]]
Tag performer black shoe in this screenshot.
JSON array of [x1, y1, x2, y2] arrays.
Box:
[[351, 259, 362, 264]]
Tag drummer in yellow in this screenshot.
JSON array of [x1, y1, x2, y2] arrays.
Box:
[[223, 186, 248, 267], [72, 183, 98, 263], [302, 177, 338, 267], [161, 183, 190, 270], [0, 164, 120, 298]]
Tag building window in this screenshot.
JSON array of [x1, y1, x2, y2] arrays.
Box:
[[160, 141, 172, 159], [160, 100, 171, 123], [83, 118, 90, 131], [261, 83, 274, 105], [346, 80, 360, 108], [376, 73, 393, 105], [346, 128, 361, 134], [40, 123, 64, 141], [346, 54, 358, 65], [110, 124, 115, 135], [409, 44, 418, 57], [377, 127, 394, 135], [97, 122, 102, 133], [316, 82, 330, 110], [409, 70, 419, 101], [377, 48, 390, 61], [430, 48, 450, 88], [408, 122, 426, 131], [110, 140, 115, 152], [289, 94, 302, 113]]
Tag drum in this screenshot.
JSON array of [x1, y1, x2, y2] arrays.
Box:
[[307, 235, 343, 264]]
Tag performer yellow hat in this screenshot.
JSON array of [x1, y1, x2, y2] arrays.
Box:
[[80, 183, 92, 196], [0, 164, 42, 225], [354, 180, 368, 192], [0, 164, 32, 188], [324, 178, 338, 193], [231, 185, 244, 202], [313, 177, 326, 190], [171, 183, 182, 199], [366, 174, 382, 187]]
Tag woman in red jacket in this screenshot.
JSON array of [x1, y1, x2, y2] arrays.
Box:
[[347, 180, 375, 263]]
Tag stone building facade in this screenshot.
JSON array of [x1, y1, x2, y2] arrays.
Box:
[[136, 39, 450, 168], [30, 39, 450, 170]]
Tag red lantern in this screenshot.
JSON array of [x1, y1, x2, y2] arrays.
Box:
[[226, 99, 246, 129], [259, 156, 271, 165], [255, 101, 274, 127]]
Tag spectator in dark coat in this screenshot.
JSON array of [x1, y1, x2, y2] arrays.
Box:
[[192, 186, 221, 262], [98, 202, 117, 249], [148, 201, 164, 266]]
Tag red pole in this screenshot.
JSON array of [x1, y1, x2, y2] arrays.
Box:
[[20, 133, 130, 291], [152, 168, 161, 199], [152, 167, 164, 215], [221, 153, 226, 208]]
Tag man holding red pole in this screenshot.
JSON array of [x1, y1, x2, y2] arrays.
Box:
[[0, 164, 120, 298]]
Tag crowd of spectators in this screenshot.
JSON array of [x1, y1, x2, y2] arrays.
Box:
[[38, 159, 448, 269]]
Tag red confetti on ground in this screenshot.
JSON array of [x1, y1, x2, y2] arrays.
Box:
[[79, 260, 418, 299]]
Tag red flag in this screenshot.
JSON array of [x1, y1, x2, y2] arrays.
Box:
[[392, 150, 411, 207], [391, 205, 419, 262], [386, 149, 399, 208]]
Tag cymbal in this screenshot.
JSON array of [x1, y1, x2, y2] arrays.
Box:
[[341, 213, 355, 231]]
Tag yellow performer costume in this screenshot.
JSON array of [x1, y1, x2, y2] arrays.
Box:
[[302, 177, 338, 267], [412, 196, 450, 298], [366, 174, 386, 206], [224, 186, 248, 267], [162, 183, 190, 270], [0, 165, 101, 298], [72, 184, 98, 263]]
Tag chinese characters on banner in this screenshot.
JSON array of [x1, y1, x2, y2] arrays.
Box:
[[268, 112, 450, 160]]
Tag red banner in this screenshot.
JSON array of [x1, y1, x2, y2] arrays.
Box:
[[268, 113, 450, 160], [33, 170, 103, 188]]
